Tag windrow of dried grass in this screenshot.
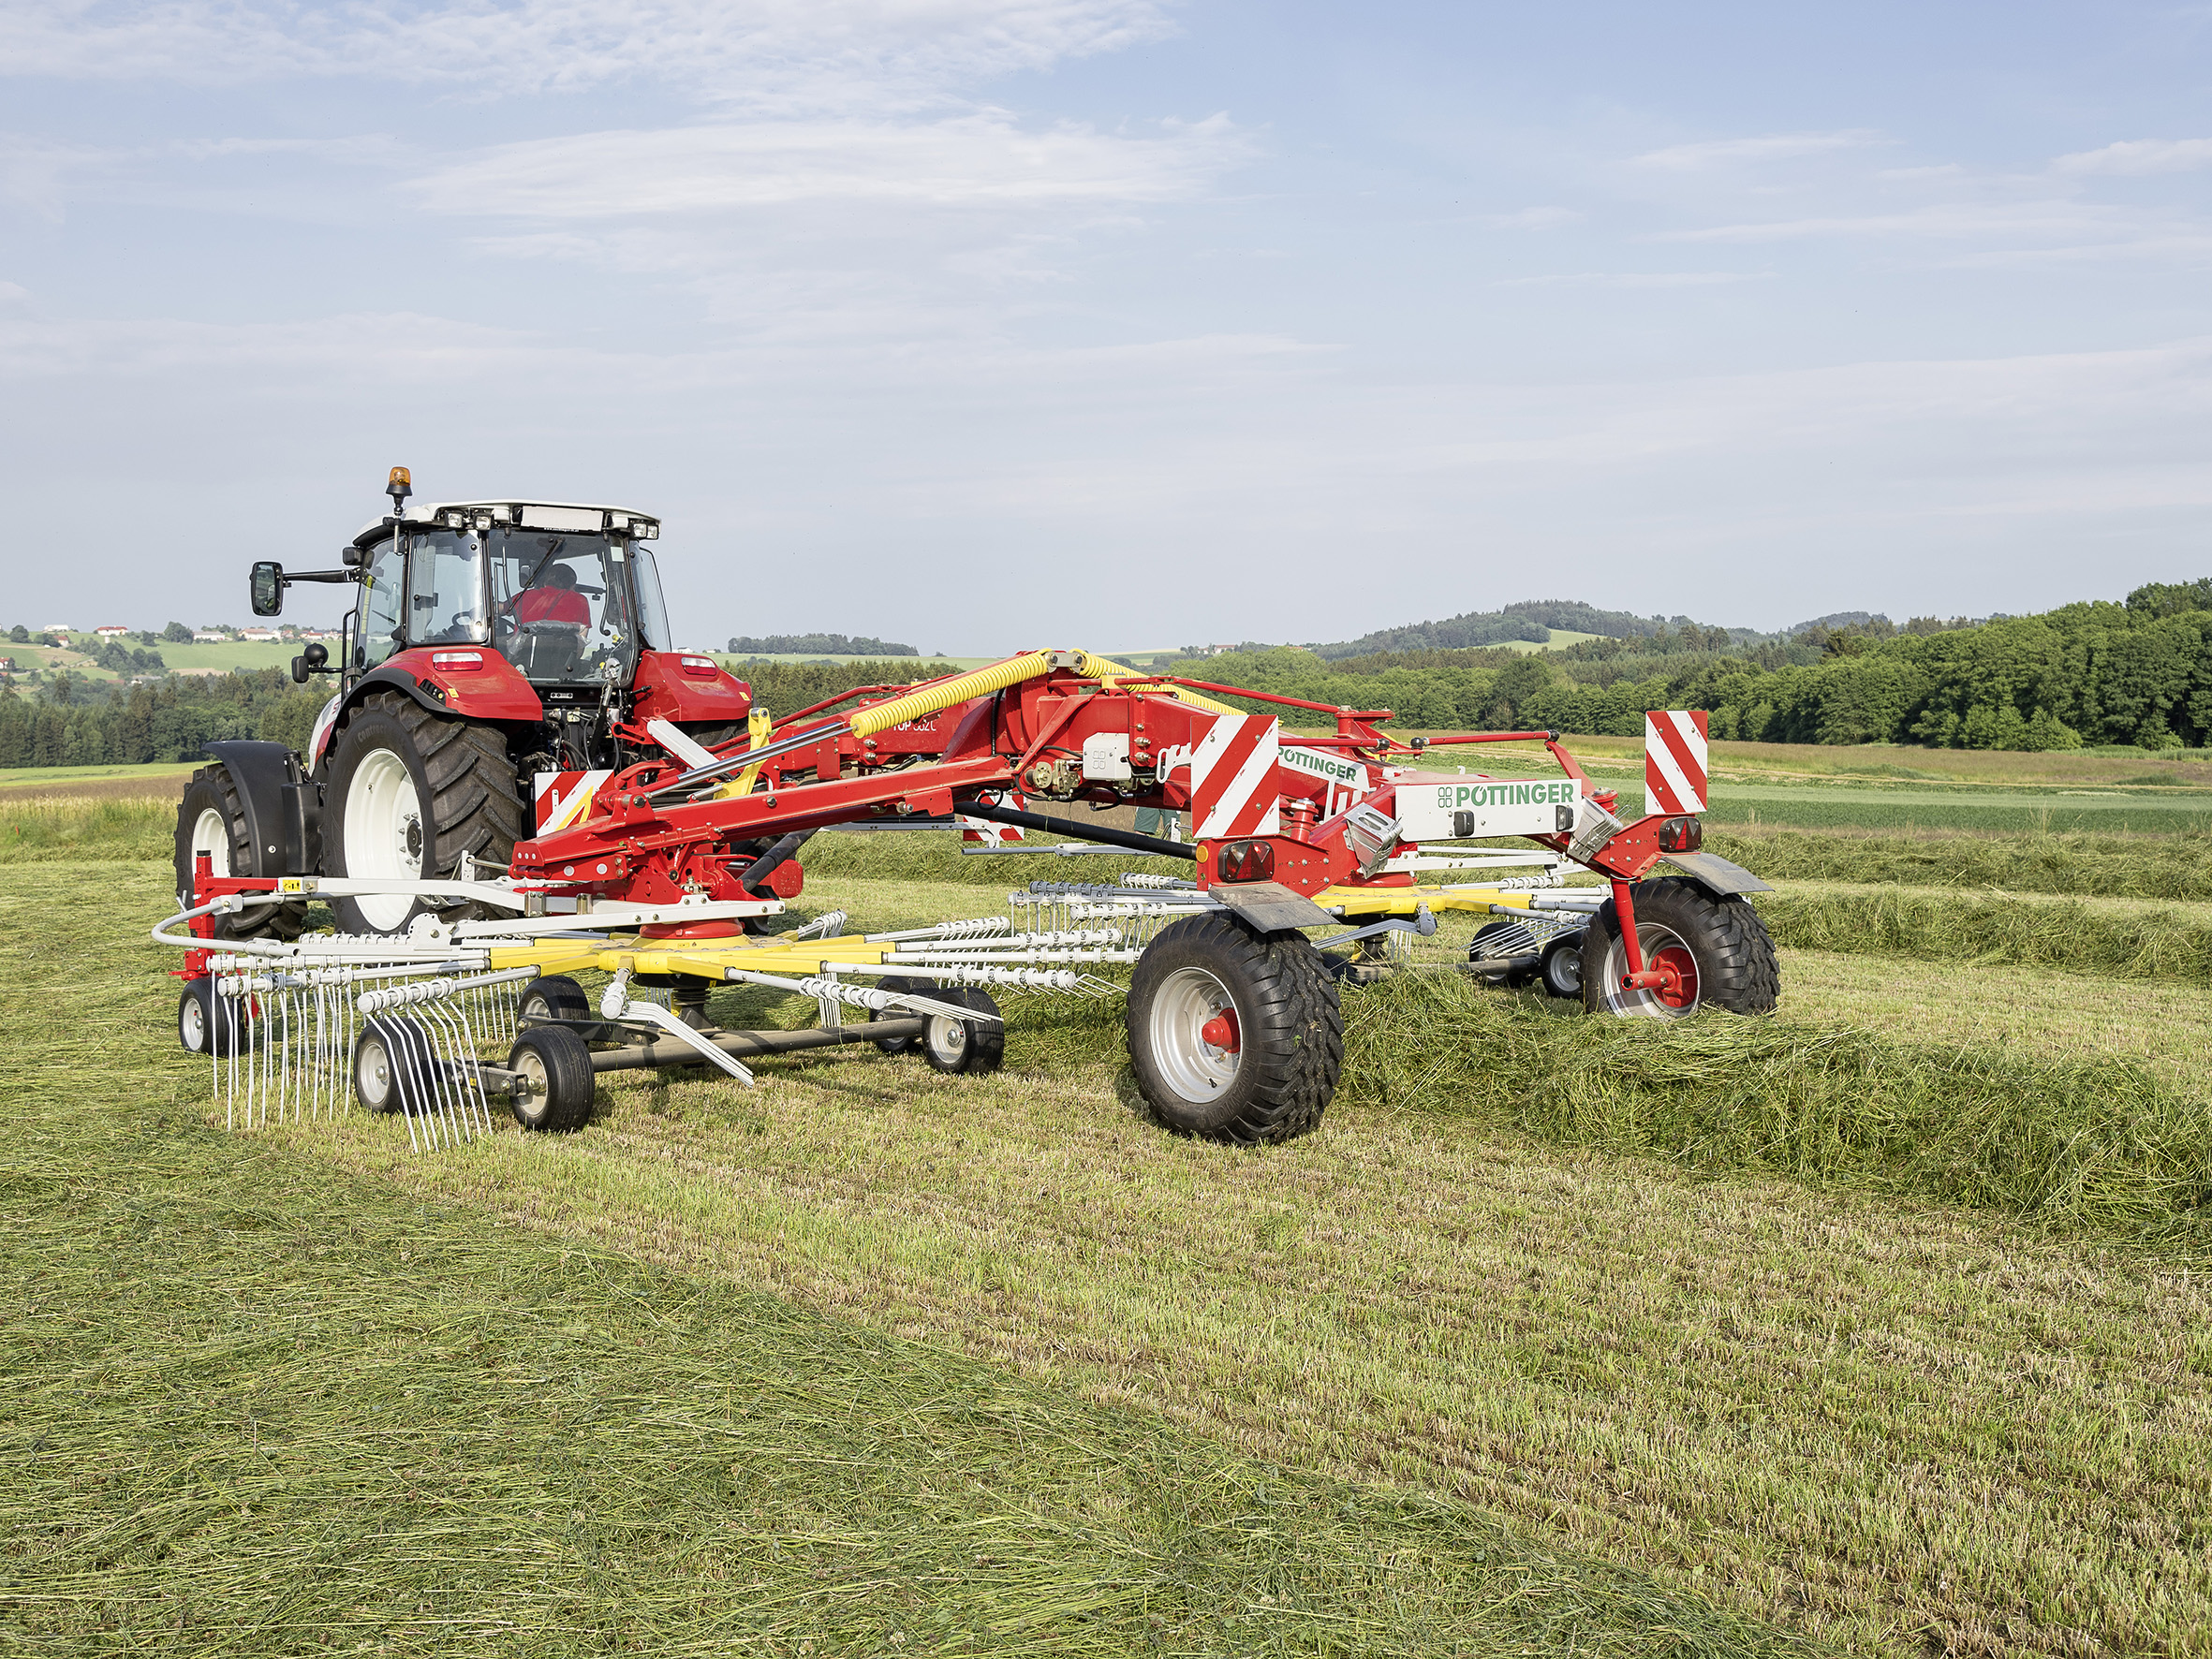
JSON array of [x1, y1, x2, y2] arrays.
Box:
[[1714, 828, 2212, 901]]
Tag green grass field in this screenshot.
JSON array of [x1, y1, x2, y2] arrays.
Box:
[[10, 749, 2212, 1653]]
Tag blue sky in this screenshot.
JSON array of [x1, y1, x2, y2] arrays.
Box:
[[5, 1, 2209, 649]]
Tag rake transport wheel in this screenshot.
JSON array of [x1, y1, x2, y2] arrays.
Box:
[[1127, 912, 1343, 1145], [174, 768, 306, 941], [352, 1018, 440, 1114], [519, 975, 594, 1029], [1580, 876, 1778, 1020], [177, 978, 247, 1056], [1539, 932, 1585, 1001], [919, 988, 1007, 1076], [869, 976, 928, 1055], [508, 1026, 597, 1132], [324, 692, 526, 936]]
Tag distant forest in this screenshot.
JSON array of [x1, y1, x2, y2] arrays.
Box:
[[726, 634, 917, 657], [4, 582, 2207, 766]]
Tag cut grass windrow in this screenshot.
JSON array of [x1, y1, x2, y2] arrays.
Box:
[[1713, 829, 2212, 903], [1334, 972, 2212, 1242], [1752, 885, 2212, 985]]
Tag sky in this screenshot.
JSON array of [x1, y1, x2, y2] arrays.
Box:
[[4, 0, 2210, 651]]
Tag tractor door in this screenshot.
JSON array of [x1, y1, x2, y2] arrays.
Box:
[[353, 536, 406, 673]]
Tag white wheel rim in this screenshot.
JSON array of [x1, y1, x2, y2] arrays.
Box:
[[189, 806, 231, 878], [358, 1035, 392, 1108], [1597, 922, 1700, 1019], [926, 1014, 969, 1066], [1148, 966, 1241, 1102], [345, 747, 422, 932], [181, 991, 205, 1051], [514, 1050, 549, 1115]]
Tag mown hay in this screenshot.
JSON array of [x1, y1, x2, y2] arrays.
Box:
[[1714, 828, 2212, 903], [1752, 887, 2212, 982], [1337, 973, 2212, 1240]]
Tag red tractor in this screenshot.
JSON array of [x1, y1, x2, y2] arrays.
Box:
[[174, 467, 776, 940]]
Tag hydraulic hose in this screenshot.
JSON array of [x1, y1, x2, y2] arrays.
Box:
[[847, 652, 1056, 738], [1072, 653, 1241, 716]]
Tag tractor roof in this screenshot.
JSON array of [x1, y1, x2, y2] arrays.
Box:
[[351, 501, 659, 548]]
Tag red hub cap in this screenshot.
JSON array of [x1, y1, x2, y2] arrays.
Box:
[[1199, 1009, 1241, 1052], [1650, 945, 1699, 1009]]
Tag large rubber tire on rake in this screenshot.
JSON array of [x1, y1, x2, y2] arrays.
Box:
[[1127, 912, 1342, 1144], [1579, 876, 1778, 1020], [323, 692, 525, 936], [173, 768, 306, 941]]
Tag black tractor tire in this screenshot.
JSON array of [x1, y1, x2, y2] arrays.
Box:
[[352, 1018, 440, 1114], [323, 692, 525, 936], [916, 987, 1006, 1075], [508, 1026, 597, 1132], [177, 978, 248, 1056], [173, 767, 306, 941], [1579, 876, 1778, 1020], [869, 975, 929, 1054], [1539, 932, 1585, 1000], [1126, 912, 1342, 1144]]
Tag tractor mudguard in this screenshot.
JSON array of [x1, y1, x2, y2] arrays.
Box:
[[202, 741, 317, 876], [375, 651, 542, 724], [628, 650, 752, 727], [1658, 851, 1773, 897]]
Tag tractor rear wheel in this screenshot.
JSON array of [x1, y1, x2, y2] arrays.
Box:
[[1579, 876, 1777, 1019], [173, 768, 306, 940], [1126, 912, 1341, 1144], [323, 693, 525, 936]]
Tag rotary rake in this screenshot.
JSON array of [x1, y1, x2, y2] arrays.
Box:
[[168, 585, 1780, 1145]]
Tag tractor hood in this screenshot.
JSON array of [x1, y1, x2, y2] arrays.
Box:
[[352, 501, 659, 547]]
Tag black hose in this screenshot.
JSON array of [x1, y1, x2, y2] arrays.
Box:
[[737, 829, 817, 894], [958, 801, 1197, 861]]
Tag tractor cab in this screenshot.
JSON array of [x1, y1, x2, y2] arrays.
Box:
[[347, 501, 672, 688]]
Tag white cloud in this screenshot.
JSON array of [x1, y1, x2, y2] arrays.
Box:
[[1632, 129, 1887, 169], [0, 0, 1174, 107], [2054, 138, 2212, 176], [412, 112, 1244, 218]]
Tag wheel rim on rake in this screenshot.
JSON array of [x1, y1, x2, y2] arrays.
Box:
[[1597, 921, 1702, 1018], [1147, 965, 1242, 1102]]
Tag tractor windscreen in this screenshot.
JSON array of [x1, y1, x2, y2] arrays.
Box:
[[486, 531, 638, 683]]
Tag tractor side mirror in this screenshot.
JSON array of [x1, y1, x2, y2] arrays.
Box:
[[250, 561, 285, 617], [290, 641, 329, 683]]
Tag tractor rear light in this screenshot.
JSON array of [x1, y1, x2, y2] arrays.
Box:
[[679, 655, 718, 676], [1657, 815, 1702, 853], [1217, 839, 1275, 883], [431, 651, 483, 671]]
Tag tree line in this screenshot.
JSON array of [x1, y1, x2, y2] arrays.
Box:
[[1178, 582, 2212, 750], [4, 586, 2204, 768]]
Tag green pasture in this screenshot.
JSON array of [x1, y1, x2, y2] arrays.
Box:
[[1706, 780, 2212, 835]]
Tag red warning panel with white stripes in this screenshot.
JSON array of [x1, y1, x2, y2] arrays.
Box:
[[1644, 710, 1709, 815], [1189, 714, 1282, 841]]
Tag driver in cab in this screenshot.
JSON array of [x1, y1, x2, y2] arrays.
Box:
[[507, 563, 590, 627]]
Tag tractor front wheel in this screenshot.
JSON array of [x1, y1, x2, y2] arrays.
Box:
[[1126, 913, 1341, 1144], [1579, 876, 1777, 1019], [323, 693, 525, 936]]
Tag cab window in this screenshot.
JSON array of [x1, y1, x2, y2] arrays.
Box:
[[355, 537, 405, 668], [405, 530, 489, 646]]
